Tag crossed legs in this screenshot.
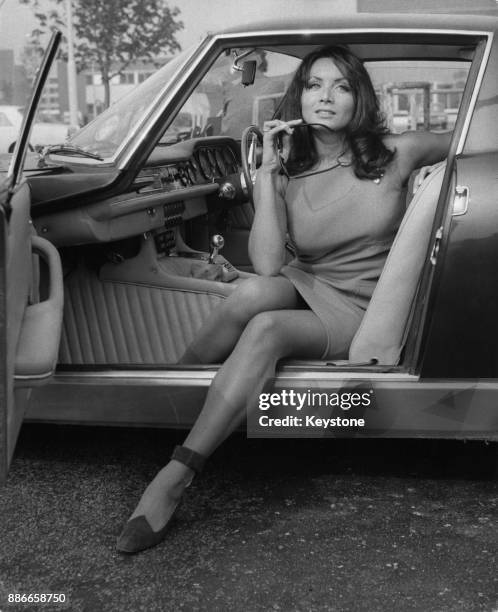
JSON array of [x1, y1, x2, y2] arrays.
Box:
[[178, 275, 306, 364], [122, 276, 327, 535]]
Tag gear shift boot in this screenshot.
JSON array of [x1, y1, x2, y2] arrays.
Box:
[[190, 255, 238, 282], [177, 234, 238, 282]]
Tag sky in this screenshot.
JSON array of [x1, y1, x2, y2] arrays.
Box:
[[1, 0, 496, 62], [0, 0, 358, 60], [173, 0, 357, 49]]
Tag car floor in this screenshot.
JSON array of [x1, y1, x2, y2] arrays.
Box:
[[0, 425, 497, 612]]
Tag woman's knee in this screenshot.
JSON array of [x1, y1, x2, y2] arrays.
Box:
[[243, 311, 289, 354]]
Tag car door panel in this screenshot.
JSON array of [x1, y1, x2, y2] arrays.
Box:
[[0, 31, 63, 483], [1, 182, 33, 478], [1, 185, 31, 477], [402, 35, 494, 378], [419, 152, 498, 378], [1, 184, 64, 481]]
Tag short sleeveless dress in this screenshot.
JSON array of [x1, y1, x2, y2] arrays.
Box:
[[279, 157, 405, 360]]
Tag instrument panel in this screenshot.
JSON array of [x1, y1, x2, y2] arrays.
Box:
[[137, 142, 239, 193]]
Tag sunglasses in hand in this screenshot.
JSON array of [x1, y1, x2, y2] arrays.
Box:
[[276, 122, 351, 179]]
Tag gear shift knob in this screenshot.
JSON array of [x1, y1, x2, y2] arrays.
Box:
[[208, 234, 224, 263]]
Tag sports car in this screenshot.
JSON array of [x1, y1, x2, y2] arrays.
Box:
[[2, 11, 498, 480]]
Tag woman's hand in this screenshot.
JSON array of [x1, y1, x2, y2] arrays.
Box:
[[260, 119, 303, 173]]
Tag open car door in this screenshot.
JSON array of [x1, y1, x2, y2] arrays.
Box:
[[0, 32, 63, 483]]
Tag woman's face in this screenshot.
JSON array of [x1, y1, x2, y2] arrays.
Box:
[[300, 57, 355, 132]]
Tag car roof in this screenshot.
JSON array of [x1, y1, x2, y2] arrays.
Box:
[[212, 13, 496, 63], [217, 12, 498, 36]]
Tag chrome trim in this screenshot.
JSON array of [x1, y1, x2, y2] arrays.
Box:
[[14, 371, 53, 381], [213, 27, 494, 40], [452, 184, 470, 216], [117, 40, 213, 168], [42, 154, 110, 167], [430, 226, 444, 266], [50, 370, 419, 385], [116, 27, 493, 170], [456, 32, 494, 154]]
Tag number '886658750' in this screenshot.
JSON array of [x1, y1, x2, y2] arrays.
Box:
[[8, 593, 66, 604]]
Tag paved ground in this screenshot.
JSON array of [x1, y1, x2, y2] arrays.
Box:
[[0, 425, 497, 612]]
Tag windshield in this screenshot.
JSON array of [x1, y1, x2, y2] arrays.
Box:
[[158, 49, 300, 144], [69, 46, 195, 160]]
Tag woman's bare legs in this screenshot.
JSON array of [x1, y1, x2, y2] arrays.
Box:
[[178, 275, 305, 364], [128, 308, 327, 531]]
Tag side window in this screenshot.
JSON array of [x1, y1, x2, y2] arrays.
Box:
[[161, 49, 300, 144], [366, 60, 471, 133]]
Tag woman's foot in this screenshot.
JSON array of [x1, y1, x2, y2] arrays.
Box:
[[116, 460, 194, 554]]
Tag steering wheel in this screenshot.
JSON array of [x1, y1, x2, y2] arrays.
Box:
[[240, 125, 263, 207]]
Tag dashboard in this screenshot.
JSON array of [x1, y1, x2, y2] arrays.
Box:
[[33, 137, 244, 247], [139, 138, 240, 189]]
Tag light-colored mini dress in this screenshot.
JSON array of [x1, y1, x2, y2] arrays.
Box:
[[279, 157, 405, 359]]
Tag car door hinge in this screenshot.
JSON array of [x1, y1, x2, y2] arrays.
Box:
[[430, 226, 444, 266], [453, 185, 469, 216]]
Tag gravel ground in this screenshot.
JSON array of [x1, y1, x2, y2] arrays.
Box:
[[0, 425, 497, 612]]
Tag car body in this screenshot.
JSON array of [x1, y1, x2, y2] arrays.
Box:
[[2, 11, 498, 480], [0, 105, 69, 153]]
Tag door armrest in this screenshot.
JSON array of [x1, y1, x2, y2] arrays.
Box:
[[15, 236, 63, 387]]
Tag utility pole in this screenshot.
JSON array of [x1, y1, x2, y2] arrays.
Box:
[[65, 0, 79, 127]]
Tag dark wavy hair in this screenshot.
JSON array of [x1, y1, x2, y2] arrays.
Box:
[[274, 45, 395, 180]]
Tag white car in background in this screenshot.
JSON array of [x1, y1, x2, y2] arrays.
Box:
[[0, 105, 69, 153]]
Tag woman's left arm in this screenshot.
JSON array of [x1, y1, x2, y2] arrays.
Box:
[[386, 131, 453, 184]]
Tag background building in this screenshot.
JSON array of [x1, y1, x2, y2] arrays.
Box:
[[82, 60, 163, 120], [0, 49, 30, 106]]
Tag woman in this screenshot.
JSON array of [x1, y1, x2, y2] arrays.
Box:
[[117, 45, 451, 554]]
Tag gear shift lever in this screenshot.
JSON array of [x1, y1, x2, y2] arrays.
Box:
[[208, 234, 225, 263], [184, 232, 238, 282]]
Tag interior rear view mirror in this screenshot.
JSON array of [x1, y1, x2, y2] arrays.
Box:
[[241, 60, 257, 86]]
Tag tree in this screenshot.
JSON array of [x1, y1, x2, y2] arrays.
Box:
[[20, 0, 184, 108], [20, 39, 45, 86]]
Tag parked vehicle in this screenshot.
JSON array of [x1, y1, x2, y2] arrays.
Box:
[[0, 105, 69, 153], [2, 11, 498, 480]]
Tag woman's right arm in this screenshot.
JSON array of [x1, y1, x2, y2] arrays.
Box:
[[248, 119, 302, 276], [249, 168, 288, 276]]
